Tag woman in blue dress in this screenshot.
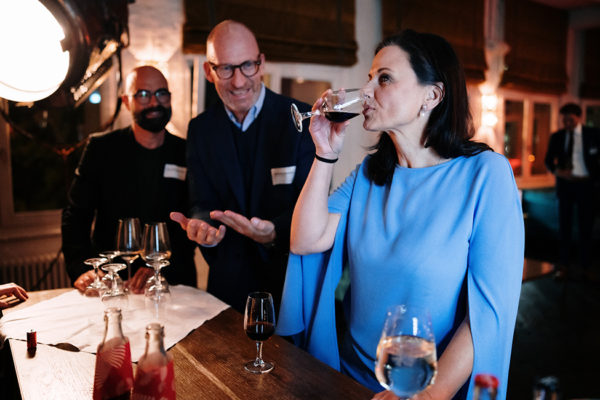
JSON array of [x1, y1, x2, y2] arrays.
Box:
[[277, 30, 524, 399]]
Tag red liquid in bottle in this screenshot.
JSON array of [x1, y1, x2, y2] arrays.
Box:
[[93, 338, 134, 399], [132, 360, 175, 400]]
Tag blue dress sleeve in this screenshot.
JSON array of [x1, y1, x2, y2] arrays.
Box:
[[466, 153, 524, 398]]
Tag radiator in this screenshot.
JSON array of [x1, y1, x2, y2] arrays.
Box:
[[0, 251, 71, 291]]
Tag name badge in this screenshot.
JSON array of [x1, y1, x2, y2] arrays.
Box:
[[163, 164, 187, 181], [271, 166, 296, 185]]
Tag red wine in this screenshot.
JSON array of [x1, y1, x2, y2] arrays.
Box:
[[246, 321, 274, 341], [324, 111, 360, 123]]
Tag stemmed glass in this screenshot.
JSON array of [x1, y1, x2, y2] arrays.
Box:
[[243, 292, 276, 374], [290, 88, 366, 132], [100, 263, 128, 309], [116, 218, 142, 285], [375, 305, 437, 399], [83, 257, 108, 297], [99, 250, 120, 290], [141, 222, 172, 319]]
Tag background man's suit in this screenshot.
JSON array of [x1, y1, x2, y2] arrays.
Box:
[[545, 126, 600, 269], [62, 127, 197, 286], [186, 88, 314, 312]]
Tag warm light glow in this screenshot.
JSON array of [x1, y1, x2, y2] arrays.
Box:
[[0, 0, 70, 101], [481, 94, 498, 111], [528, 154, 536, 162], [482, 112, 499, 127]]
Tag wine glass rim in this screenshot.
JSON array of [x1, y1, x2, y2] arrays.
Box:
[[247, 291, 272, 299]]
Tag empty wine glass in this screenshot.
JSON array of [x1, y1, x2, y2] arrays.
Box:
[[116, 218, 142, 286], [142, 222, 171, 292], [244, 292, 276, 374], [290, 88, 366, 132], [99, 250, 120, 290], [101, 263, 128, 309], [375, 304, 437, 399], [83, 257, 108, 297], [144, 260, 171, 321]]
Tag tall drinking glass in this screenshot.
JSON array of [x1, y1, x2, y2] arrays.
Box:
[[375, 304, 437, 399], [116, 218, 141, 285], [244, 292, 275, 374]]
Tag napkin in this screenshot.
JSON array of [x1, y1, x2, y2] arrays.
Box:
[[0, 285, 229, 362]]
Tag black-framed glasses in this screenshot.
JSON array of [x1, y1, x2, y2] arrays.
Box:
[[131, 88, 171, 105], [208, 55, 262, 79]]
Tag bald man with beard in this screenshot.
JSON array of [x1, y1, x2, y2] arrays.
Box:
[[171, 20, 315, 312], [62, 66, 196, 293]]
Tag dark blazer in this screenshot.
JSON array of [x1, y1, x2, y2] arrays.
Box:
[[544, 126, 600, 181], [186, 88, 314, 311], [62, 127, 196, 286]]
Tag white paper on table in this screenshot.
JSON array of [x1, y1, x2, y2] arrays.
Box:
[[0, 285, 229, 362]]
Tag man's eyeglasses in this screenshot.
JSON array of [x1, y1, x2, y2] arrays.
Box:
[[208, 55, 262, 79], [131, 88, 171, 105]]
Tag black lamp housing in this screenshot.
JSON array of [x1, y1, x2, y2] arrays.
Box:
[[39, 0, 130, 107]]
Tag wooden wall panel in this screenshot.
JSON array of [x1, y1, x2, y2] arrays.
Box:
[[382, 0, 487, 83], [182, 0, 357, 66]]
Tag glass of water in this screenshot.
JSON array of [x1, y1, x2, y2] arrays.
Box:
[[374, 304, 437, 399]]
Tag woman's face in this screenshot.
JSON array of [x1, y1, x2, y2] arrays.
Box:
[[362, 46, 430, 133]]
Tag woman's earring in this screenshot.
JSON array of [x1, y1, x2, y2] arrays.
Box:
[[419, 105, 427, 118]]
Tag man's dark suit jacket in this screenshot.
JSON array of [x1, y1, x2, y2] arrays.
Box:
[[544, 126, 600, 190], [186, 88, 314, 312], [62, 127, 196, 286]]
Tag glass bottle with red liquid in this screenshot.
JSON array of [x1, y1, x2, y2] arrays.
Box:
[[132, 323, 175, 400], [473, 373, 499, 400], [93, 307, 134, 400]]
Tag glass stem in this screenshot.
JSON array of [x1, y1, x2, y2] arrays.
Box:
[[126, 260, 132, 282], [153, 263, 161, 289], [93, 265, 100, 284], [255, 341, 264, 365]]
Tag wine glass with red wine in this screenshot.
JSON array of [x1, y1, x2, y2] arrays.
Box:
[[291, 88, 366, 132], [243, 291, 276, 374]]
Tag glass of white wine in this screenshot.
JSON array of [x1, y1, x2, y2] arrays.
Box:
[[375, 304, 437, 399], [290, 88, 366, 132], [116, 217, 142, 286]]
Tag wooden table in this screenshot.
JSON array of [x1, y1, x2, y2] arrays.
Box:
[[4, 289, 374, 399]]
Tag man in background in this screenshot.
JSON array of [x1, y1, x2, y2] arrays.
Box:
[[545, 103, 600, 280], [171, 20, 314, 312], [62, 66, 196, 293]]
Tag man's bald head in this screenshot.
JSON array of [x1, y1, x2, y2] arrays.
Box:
[[206, 20, 259, 61], [125, 65, 168, 96]]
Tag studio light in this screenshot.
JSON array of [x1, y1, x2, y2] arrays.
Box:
[[0, 0, 129, 106]]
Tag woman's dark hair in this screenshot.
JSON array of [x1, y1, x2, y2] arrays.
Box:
[[367, 29, 491, 185]]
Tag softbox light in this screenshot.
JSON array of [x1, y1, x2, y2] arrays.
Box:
[[0, 0, 129, 106]]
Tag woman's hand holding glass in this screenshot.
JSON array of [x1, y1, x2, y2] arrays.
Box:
[[308, 90, 361, 159]]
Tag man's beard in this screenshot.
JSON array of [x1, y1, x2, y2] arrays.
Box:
[[134, 105, 172, 133]]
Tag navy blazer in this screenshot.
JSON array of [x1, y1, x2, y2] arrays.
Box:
[[186, 88, 314, 311], [544, 126, 600, 180]]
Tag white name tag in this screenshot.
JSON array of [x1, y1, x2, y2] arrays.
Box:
[[163, 164, 187, 181], [271, 166, 296, 185]]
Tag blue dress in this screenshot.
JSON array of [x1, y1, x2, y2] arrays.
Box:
[[277, 151, 524, 399]]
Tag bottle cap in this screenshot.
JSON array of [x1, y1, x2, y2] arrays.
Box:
[[475, 374, 499, 389]]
